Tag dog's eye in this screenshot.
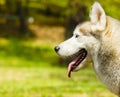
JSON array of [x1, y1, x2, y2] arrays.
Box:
[[75, 34, 79, 38]]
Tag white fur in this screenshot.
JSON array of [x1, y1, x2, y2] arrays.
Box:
[[56, 2, 120, 96]]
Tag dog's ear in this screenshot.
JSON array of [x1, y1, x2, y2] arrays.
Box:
[[89, 2, 106, 32]]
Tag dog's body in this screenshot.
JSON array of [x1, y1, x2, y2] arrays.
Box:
[[55, 2, 120, 96]]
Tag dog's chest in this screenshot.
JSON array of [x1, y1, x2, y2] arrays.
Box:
[[93, 48, 120, 95]]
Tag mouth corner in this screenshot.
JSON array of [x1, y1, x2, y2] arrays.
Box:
[[67, 48, 87, 78]]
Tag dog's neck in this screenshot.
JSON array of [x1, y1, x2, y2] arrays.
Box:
[[91, 38, 120, 95]]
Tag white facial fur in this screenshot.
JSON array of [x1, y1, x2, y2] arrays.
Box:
[[57, 23, 100, 70], [57, 23, 100, 56], [57, 26, 86, 57]]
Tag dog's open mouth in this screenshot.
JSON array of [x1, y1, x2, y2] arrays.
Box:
[[68, 49, 87, 78]]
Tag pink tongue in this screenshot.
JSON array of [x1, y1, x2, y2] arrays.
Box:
[[67, 54, 82, 78]]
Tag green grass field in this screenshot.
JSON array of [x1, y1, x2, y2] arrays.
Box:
[[0, 38, 117, 97]]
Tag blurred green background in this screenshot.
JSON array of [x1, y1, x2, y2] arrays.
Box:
[[0, 0, 119, 97]]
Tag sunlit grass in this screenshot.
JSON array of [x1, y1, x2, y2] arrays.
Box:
[[0, 66, 116, 97]]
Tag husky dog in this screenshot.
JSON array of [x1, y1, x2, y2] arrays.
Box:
[[54, 2, 120, 96]]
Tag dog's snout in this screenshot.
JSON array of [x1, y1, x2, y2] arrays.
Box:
[[54, 46, 60, 52]]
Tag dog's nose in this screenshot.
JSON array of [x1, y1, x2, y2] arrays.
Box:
[[54, 46, 60, 52]]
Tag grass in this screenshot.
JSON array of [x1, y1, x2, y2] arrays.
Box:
[[0, 67, 116, 97], [0, 37, 117, 97]]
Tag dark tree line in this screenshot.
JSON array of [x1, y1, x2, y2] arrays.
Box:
[[65, 0, 86, 39], [0, 0, 29, 36], [0, 0, 86, 38]]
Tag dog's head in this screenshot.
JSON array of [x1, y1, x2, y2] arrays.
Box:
[[55, 2, 107, 77]]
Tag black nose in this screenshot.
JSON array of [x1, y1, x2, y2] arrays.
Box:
[[54, 46, 60, 52]]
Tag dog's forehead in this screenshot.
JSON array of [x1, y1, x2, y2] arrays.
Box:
[[74, 22, 92, 35]]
